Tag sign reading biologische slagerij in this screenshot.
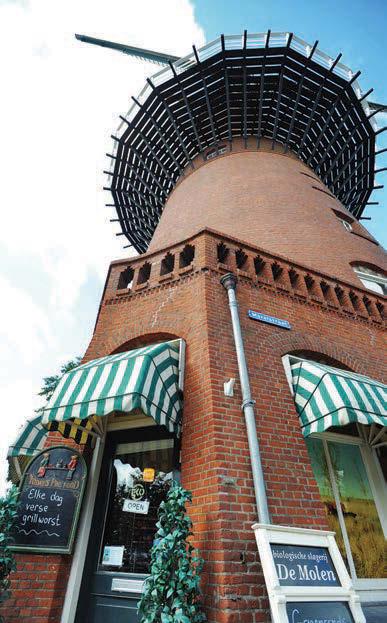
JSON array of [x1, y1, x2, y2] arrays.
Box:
[[11, 446, 87, 554], [270, 544, 340, 587]]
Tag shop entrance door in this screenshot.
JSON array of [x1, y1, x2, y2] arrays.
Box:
[[76, 427, 176, 623]]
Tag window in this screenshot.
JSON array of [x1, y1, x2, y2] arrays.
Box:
[[282, 354, 387, 589], [205, 145, 227, 160], [353, 265, 387, 296], [306, 435, 387, 582], [340, 219, 352, 232], [100, 438, 175, 574], [332, 210, 353, 232]]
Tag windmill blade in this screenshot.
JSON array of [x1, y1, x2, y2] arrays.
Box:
[[75, 34, 179, 65]]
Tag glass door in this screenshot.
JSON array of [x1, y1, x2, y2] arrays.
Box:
[[76, 427, 176, 623]]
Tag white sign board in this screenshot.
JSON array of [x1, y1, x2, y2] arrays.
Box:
[[252, 524, 366, 623], [122, 499, 150, 514], [102, 545, 124, 567]]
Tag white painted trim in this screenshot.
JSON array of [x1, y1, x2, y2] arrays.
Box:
[[60, 426, 106, 623], [361, 444, 387, 538], [323, 438, 358, 580], [252, 524, 366, 623], [178, 338, 186, 392], [281, 355, 294, 395], [310, 431, 366, 445], [107, 413, 156, 432]]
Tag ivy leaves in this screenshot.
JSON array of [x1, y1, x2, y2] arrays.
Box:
[[139, 482, 206, 623], [0, 485, 18, 612]]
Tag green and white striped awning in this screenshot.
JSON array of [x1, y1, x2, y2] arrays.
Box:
[[41, 341, 182, 437], [7, 415, 93, 482], [8, 416, 47, 461], [291, 360, 387, 438]]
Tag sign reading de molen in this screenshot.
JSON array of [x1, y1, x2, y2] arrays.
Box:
[[271, 544, 340, 587], [12, 446, 87, 554]]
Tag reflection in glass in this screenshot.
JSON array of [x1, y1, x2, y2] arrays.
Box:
[[100, 439, 174, 574], [305, 438, 349, 572], [328, 441, 387, 579], [306, 437, 387, 579]]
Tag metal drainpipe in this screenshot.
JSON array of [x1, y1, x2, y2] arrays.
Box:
[[220, 272, 270, 525]]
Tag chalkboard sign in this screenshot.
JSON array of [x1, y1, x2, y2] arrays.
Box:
[[253, 524, 366, 623], [286, 601, 355, 623], [271, 544, 340, 587], [11, 446, 87, 554]]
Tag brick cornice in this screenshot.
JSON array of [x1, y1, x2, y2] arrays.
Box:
[[102, 231, 385, 329]]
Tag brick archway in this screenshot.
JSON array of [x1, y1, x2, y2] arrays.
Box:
[[110, 331, 181, 354], [252, 329, 370, 375]]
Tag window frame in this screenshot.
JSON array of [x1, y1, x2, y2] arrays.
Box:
[[309, 431, 387, 593], [353, 266, 387, 295], [282, 354, 387, 595], [340, 218, 353, 232]]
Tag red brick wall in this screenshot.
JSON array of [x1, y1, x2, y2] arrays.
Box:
[[3, 554, 72, 622], [149, 138, 386, 287], [4, 229, 385, 623]]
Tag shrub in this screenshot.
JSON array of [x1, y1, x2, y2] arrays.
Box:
[[139, 482, 206, 623], [0, 485, 18, 614]]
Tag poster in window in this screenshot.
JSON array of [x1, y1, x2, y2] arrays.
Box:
[[306, 438, 387, 579]]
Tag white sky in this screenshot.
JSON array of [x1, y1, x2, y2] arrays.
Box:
[[0, 0, 205, 494]]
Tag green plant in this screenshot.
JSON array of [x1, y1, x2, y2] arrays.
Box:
[[139, 482, 206, 623], [0, 485, 18, 611], [35, 357, 81, 411]]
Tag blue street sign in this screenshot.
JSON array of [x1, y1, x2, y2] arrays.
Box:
[[248, 310, 291, 330]]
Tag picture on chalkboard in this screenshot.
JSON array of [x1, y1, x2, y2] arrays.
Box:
[[11, 446, 87, 554]]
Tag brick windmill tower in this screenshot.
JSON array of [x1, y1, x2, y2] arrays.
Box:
[[4, 31, 387, 623]]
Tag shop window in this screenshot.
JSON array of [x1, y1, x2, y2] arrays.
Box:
[[100, 437, 175, 574], [282, 353, 387, 588], [353, 264, 387, 296], [305, 436, 387, 581]]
